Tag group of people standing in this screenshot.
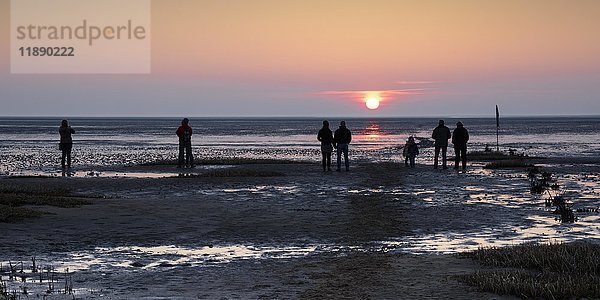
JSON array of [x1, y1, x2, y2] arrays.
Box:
[[58, 118, 469, 171], [317, 120, 352, 172], [430, 119, 470, 170], [318, 119, 470, 172]]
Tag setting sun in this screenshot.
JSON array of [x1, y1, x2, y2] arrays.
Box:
[[365, 97, 380, 110]]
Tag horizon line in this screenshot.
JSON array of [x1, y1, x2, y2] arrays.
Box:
[[0, 114, 599, 119]]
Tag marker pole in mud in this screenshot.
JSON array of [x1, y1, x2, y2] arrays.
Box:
[[495, 105, 500, 152], [496, 127, 499, 152]]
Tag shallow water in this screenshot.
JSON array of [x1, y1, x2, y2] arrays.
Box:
[[0, 244, 336, 298], [1, 117, 599, 172], [390, 166, 600, 253]]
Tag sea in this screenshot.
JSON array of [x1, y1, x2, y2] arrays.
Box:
[[0, 117, 599, 173]]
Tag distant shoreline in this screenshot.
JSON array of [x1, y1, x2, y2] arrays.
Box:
[[0, 115, 599, 119]]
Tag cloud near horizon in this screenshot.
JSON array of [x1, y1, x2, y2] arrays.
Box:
[[316, 89, 429, 96], [316, 86, 434, 105]]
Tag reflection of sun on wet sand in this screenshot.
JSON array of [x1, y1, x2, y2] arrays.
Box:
[[0, 158, 599, 298]]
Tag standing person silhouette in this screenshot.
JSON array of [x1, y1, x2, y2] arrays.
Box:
[[317, 120, 334, 172], [452, 121, 469, 170], [403, 136, 419, 168], [334, 121, 352, 172], [432, 120, 451, 169], [59, 120, 75, 169], [176, 118, 194, 168]]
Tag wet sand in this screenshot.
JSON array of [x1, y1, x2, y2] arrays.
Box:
[[1, 160, 598, 298]]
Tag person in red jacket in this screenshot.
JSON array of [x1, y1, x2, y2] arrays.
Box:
[[176, 118, 194, 168]]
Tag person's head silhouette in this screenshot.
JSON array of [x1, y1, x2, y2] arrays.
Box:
[[340, 121, 346, 127], [456, 121, 464, 127], [61, 120, 68, 127], [438, 120, 445, 126], [323, 120, 329, 128], [182, 118, 189, 125]]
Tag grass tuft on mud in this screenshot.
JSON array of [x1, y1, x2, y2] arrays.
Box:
[[468, 151, 514, 161], [0, 205, 44, 223], [484, 159, 533, 169], [459, 242, 600, 299], [468, 150, 533, 161], [0, 184, 91, 223]]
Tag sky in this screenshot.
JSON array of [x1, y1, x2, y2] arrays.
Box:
[[1, 0, 599, 117]]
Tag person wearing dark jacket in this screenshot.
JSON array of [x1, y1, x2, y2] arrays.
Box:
[[403, 136, 419, 168], [59, 120, 75, 169], [452, 121, 469, 170], [333, 121, 352, 172], [432, 119, 451, 169], [317, 120, 334, 171], [176, 118, 194, 168]]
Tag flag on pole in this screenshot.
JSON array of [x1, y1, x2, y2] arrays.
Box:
[[495, 105, 500, 127]]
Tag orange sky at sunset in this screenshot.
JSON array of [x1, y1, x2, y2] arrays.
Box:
[[1, 0, 599, 116], [150, 1, 600, 80]]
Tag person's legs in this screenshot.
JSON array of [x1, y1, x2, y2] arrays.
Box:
[[405, 156, 409, 166], [178, 143, 185, 167], [321, 151, 327, 171], [61, 147, 67, 168], [185, 144, 189, 166], [66, 144, 72, 168], [336, 146, 342, 171], [454, 147, 460, 169], [434, 146, 440, 168], [190, 144, 195, 167], [343, 145, 349, 171], [461, 146, 467, 170], [442, 146, 448, 169], [326, 152, 331, 171], [409, 155, 415, 168], [186, 143, 194, 167]]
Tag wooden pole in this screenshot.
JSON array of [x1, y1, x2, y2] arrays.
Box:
[[496, 126, 499, 152], [495, 105, 500, 152]]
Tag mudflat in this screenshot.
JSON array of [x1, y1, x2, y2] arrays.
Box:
[[1, 160, 598, 299]]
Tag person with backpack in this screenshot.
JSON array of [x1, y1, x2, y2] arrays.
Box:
[[317, 120, 334, 172], [176, 118, 194, 168], [333, 121, 352, 172], [432, 119, 451, 169], [59, 119, 75, 169], [403, 136, 419, 168]]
